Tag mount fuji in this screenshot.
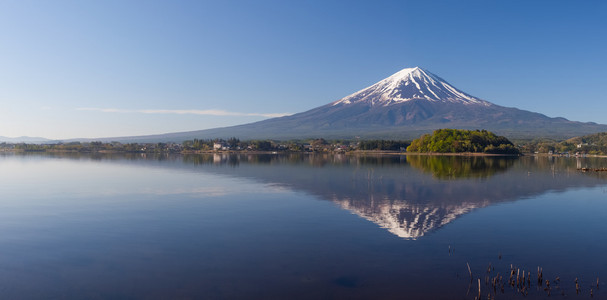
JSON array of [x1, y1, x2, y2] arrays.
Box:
[[99, 67, 607, 142]]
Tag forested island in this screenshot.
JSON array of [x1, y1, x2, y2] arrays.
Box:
[[5, 129, 607, 156], [406, 129, 520, 154]]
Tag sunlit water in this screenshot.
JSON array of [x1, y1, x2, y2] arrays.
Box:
[[0, 153, 606, 299]]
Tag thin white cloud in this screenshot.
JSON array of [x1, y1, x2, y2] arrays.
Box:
[[76, 107, 291, 118]]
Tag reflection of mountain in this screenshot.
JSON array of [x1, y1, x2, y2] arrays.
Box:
[[178, 154, 607, 239], [13, 153, 607, 239], [333, 196, 481, 239]]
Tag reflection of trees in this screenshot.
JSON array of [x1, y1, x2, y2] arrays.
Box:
[[355, 155, 405, 166], [183, 153, 286, 166], [9, 151, 164, 161], [406, 155, 516, 179], [180, 153, 408, 168]]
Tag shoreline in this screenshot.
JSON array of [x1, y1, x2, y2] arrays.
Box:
[[4, 148, 607, 158]]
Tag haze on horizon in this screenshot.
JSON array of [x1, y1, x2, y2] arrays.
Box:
[[1, 1, 606, 140]]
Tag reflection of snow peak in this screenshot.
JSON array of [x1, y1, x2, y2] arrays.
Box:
[[333, 67, 491, 107], [333, 196, 486, 239]]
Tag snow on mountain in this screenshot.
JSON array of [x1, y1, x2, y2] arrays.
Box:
[[333, 67, 490, 107]]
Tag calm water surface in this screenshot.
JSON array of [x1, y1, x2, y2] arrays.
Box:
[[0, 153, 606, 299]]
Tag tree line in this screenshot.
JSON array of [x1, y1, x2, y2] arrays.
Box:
[[358, 140, 410, 151], [12, 141, 181, 153]]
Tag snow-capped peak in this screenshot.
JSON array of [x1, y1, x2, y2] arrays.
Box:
[[333, 67, 491, 107]]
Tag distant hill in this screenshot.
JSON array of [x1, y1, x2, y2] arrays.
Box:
[[0, 136, 53, 143], [565, 132, 607, 145], [72, 67, 607, 143], [517, 131, 607, 154]]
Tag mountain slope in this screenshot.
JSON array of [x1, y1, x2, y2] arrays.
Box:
[[87, 67, 607, 142]]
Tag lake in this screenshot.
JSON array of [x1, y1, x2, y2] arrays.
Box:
[[0, 152, 606, 299]]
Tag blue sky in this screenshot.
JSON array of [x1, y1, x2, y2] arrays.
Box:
[[1, 0, 606, 139]]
